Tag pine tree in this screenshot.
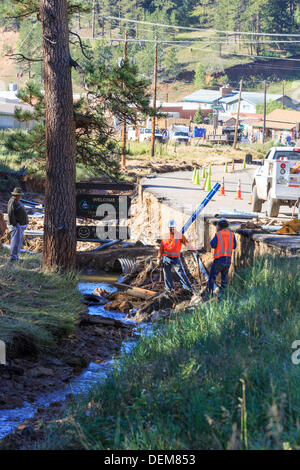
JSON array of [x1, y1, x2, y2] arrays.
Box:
[[193, 107, 204, 124]]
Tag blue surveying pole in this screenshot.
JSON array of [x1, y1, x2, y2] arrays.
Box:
[[180, 182, 221, 292], [180, 182, 221, 234]]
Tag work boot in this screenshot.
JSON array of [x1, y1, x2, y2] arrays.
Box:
[[201, 289, 212, 302]]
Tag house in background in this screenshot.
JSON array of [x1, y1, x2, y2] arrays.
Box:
[[181, 86, 235, 110], [158, 101, 212, 121], [252, 109, 300, 142], [0, 101, 35, 130], [181, 87, 300, 114], [219, 91, 300, 113]]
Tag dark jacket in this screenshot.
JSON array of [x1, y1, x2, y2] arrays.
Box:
[[7, 197, 28, 226]]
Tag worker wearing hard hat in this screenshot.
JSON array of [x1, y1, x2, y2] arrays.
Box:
[[157, 219, 196, 295], [206, 218, 236, 297]]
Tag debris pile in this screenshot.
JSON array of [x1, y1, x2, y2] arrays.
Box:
[[92, 253, 209, 323]]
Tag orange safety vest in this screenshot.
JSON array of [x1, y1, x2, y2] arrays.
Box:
[[214, 229, 234, 260], [161, 231, 183, 258]]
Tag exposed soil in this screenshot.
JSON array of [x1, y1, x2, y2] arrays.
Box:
[[0, 308, 134, 414]]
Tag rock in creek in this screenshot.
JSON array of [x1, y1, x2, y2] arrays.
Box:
[[82, 293, 109, 306], [92, 288, 111, 298]]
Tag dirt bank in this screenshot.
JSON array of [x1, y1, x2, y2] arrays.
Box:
[[0, 308, 134, 413]]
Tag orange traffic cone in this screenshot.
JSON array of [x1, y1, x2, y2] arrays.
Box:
[[248, 193, 253, 205], [232, 160, 235, 172], [220, 177, 225, 196], [235, 178, 242, 200]]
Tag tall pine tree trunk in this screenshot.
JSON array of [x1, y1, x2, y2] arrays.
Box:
[[40, 0, 77, 271]]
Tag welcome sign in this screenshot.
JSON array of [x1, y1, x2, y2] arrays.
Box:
[[76, 195, 131, 220]]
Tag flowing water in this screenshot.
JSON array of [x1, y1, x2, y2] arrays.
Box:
[[0, 272, 152, 440]]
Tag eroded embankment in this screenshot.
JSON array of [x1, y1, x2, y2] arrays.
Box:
[[131, 184, 300, 284]]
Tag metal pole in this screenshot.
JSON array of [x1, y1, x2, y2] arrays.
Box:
[[150, 35, 158, 158], [233, 79, 242, 149], [121, 30, 128, 169], [263, 80, 267, 143], [282, 81, 285, 110]]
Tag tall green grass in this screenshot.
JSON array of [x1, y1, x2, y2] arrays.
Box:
[[0, 248, 82, 357], [37, 255, 300, 450]]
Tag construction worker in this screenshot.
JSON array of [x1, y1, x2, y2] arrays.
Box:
[[206, 218, 236, 297], [157, 219, 195, 295], [7, 187, 28, 262]]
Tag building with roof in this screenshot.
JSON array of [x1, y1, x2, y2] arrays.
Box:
[[252, 109, 300, 142], [220, 92, 300, 114], [181, 86, 234, 110], [181, 87, 300, 114], [0, 101, 35, 130]]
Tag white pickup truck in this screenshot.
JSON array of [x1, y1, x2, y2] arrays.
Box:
[[252, 147, 300, 217]]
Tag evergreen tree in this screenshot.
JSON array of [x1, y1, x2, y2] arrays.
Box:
[[194, 63, 206, 87], [193, 107, 204, 124], [164, 47, 178, 78]]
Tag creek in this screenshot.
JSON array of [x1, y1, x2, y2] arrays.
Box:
[[0, 272, 152, 440]]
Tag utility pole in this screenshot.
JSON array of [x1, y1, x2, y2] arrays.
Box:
[[282, 81, 285, 109], [233, 79, 242, 150], [165, 87, 168, 130], [150, 35, 158, 158], [263, 80, 267, 143], [92, 0, 96, 38], [121, 30, 128, 169]]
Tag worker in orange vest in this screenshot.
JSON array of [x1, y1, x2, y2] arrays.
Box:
[[157, 219, 196, 295], [206, 218, 236, 297]]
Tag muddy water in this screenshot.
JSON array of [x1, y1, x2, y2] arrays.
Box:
[[0, 273, 152, 440]]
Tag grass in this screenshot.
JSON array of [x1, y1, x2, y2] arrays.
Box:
[[0, 247, 82, 358], [125, 139, 271, 164], [37, 255, 300, 450]]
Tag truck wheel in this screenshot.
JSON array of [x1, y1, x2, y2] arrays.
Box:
[[252, 184, 262, 212], [266, 189, 280, 217]]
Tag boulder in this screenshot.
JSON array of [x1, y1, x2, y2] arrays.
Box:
[[82, 293, 109, 306], [92, 288, 111, 298]]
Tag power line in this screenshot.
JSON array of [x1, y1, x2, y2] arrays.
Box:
[[80, 35, 300, 62], [97, 14, 300, 38]]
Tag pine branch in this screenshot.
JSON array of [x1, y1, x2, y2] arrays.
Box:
[[6, 53, 42, 63]]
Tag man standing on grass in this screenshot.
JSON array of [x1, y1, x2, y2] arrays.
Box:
[[7, 187, 28, 262], [206, 218, 236, 298]]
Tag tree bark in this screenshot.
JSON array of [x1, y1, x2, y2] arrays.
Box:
[[40, 0, 77, 271]]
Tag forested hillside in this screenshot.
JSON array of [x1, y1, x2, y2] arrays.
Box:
[[0, 0, 300, 95]]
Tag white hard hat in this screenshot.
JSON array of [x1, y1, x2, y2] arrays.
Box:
[[168, 219, 177, 228]]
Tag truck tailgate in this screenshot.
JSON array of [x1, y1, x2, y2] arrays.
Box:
[[274, 160, 300, 199]]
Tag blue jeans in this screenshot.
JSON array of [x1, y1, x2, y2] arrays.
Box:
[[207, 259, 230, 294], [8, 224, 27, 260], [162, 256, 192, 292]]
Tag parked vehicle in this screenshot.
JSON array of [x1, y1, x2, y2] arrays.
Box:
[[207, 127, 241, 145], [252, 147, 300, 217], [139, 128, 164, 143], [128, 127, 137, 141], [169, 125, 191, 145]]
